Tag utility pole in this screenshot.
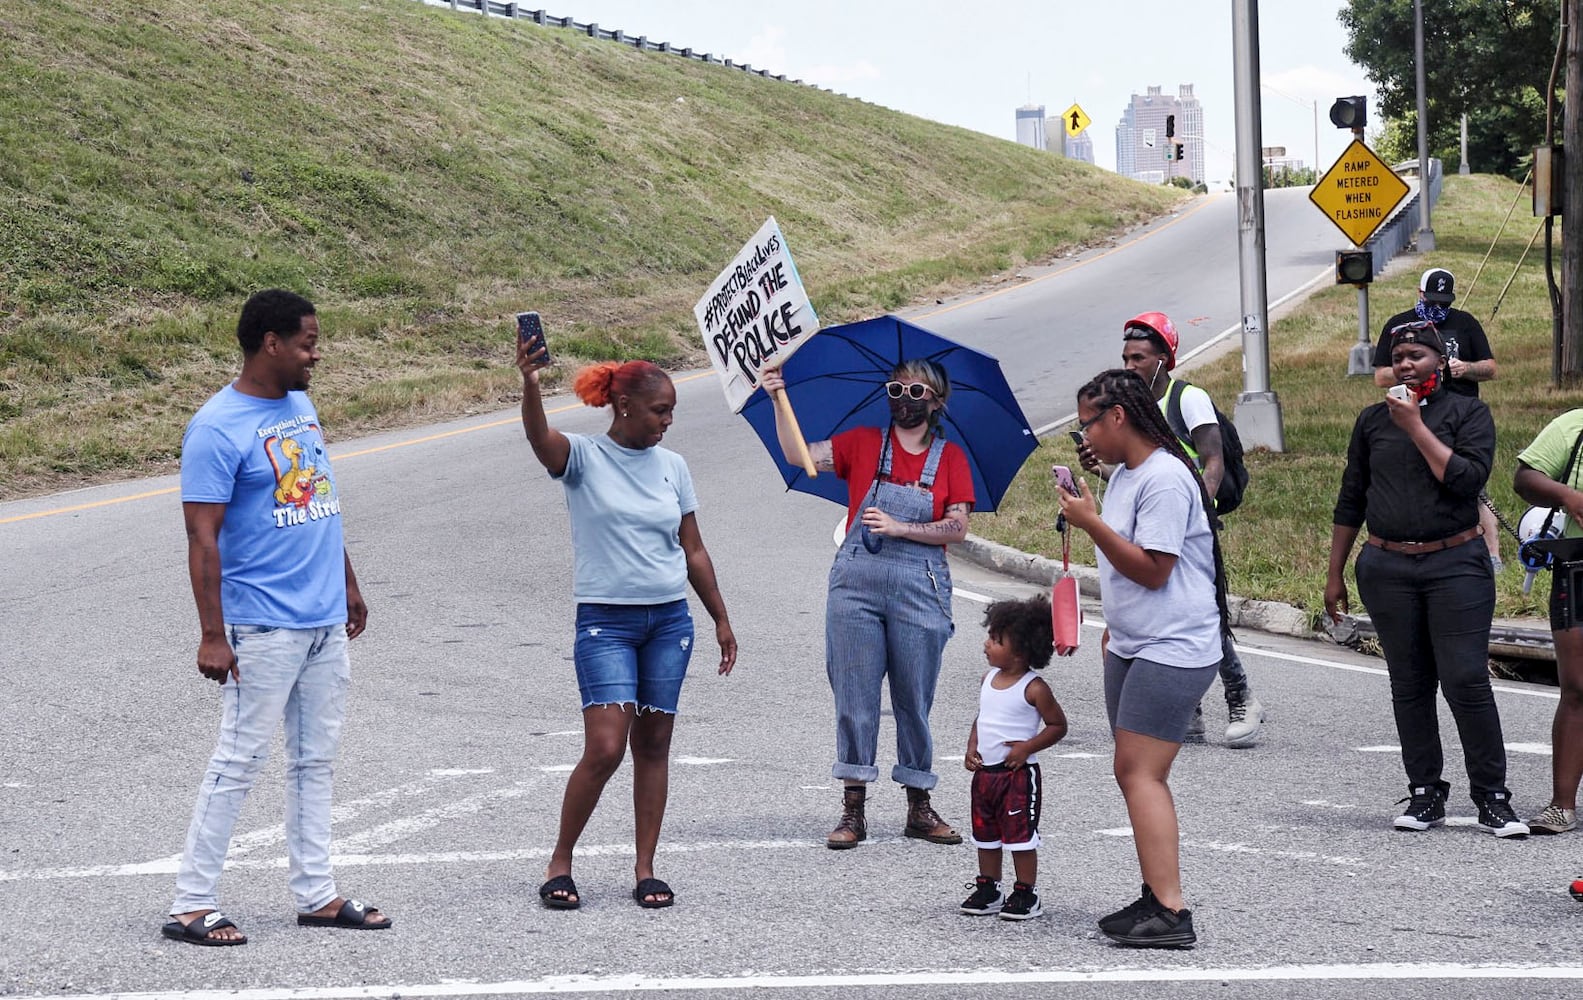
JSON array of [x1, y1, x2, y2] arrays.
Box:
[[1565, 0, 1583, 382], [1414, 0, 1435, 250], [1231, 0, 1285, 451], [1459, 113, 1470, 174]]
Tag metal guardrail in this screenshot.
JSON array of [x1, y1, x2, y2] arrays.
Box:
[[421, 0, 837, 92], [1363, 157, 1443, 276]]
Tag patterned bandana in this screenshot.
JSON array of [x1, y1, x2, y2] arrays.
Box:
[[1414, 300, 1450, 325]]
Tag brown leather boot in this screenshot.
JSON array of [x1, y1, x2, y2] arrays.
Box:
[[905, 786, 962, 844], [826, 785, 867, 849]]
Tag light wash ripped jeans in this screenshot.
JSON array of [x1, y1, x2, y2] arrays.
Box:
[[170, 623, 350, 915]]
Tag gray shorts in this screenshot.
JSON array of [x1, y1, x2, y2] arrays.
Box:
[[1103, 651, 1218, 743]]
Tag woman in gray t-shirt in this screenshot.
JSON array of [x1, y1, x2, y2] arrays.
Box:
[[1056, 368, 1227, 950]]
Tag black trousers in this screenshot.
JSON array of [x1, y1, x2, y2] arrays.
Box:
[[1355, 536, 1509, 801]]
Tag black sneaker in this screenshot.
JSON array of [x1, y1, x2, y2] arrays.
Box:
[[998, 881, 1042, 921], [1098, 884, 1157, 935], [1476, 793, 1530, 838], [1101, 898, 1196, 948], [959, 875, 1003, 915], [1393, 785, 1446, 831]]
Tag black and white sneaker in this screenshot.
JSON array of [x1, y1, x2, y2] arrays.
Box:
[[1101, 898, 1196, 949], [959, 876, 1003, 915], [998, 881, 1042, 921], [1476, 792, 1530, 838], [1098, 884, 1157, 935], [1393, 785, 1446, 831]]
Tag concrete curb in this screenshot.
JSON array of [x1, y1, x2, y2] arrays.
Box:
[[954, 533, 1555, 661]]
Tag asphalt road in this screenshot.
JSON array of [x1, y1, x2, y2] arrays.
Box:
[[6, 189, 1581, 1000]]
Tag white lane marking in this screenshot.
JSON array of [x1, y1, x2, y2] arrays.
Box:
[[0, 838, 831, 882], [1507, 742, 1554, 755], [429, 768, 495, 776], [1357, 743, 1551, 756], [23, 961, 1583, 999], [1301, 800, 1360, 810], [1095, 828, 1362, 866], [539, 764, 575, 772], [1237, 644, 1560, 701], [675, 756, 733, 765], [800, 784, 833, 790], [951, 586, 994, 604], [332, 784, 538, 855]]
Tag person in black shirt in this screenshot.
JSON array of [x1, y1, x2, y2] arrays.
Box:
[[1371, 267, 1502, 571], [1325, 321, 1528, 838]]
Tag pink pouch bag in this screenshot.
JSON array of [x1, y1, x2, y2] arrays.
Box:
[[1052, 517, 1081, 656]]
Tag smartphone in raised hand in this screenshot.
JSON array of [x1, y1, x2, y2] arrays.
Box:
[[1052, 464, 1080, 497], [516, 311, 550, 364]]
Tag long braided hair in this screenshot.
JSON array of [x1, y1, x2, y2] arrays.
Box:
[[1078, 369, 1230, 633]]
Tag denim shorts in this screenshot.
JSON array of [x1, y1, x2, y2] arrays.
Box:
[[573, 600, 695, 714]]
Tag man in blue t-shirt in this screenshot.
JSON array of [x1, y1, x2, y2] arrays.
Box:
[[163, 290, 391, 947]]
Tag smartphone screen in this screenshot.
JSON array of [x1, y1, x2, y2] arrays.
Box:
[[1052, 465, 1080, 496], [516, 311, 550, 362]]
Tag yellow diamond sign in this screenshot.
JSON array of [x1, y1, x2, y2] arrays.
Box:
[[1062, 103, 1091, 138], [1309, 139, 1411, 246]]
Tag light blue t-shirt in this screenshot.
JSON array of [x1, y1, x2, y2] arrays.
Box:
[[553, 433, 698, 604], [180, 385, 348, 628], [1096, 448, 1221, 668]]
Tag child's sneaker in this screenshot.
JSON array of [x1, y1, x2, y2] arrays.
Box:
[[998, 881, 1042, 921], [1570, 878, 1583, 902], [958, 876, 1003, 915]]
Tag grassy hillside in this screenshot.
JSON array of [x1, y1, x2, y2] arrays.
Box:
[[0, 0, 1181, 498]]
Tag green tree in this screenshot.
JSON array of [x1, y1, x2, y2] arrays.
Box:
[[1339, 1, 1558, 178]]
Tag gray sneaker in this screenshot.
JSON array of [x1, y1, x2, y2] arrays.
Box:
[[1224, 695, 1265, 748], [1528, 803, 1577, 835]]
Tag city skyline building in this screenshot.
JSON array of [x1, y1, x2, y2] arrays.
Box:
[[1014, 103, 1047, 151], [1114, 84, 1203, 185]]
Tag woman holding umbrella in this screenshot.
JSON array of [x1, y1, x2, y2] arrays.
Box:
[[761, 359, 975, 849]]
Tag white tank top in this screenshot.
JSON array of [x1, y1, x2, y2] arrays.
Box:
[[976, 669, 1042, 766]]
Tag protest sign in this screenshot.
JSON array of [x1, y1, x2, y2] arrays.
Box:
[[694, 217, 819, 414]]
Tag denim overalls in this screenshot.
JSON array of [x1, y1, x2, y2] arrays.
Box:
[[825, 432, 956, 789]]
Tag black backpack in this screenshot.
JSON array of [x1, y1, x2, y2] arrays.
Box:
[[1163, 379, 1248, 516]]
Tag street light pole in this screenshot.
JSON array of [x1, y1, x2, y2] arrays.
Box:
[[1231, 0, 1285, 451], [1414, 0, 1435, 249]]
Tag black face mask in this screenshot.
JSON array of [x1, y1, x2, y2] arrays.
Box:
[[889, 397, 930, 429]]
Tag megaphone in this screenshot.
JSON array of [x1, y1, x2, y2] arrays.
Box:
[[1518, 506, 1569, 594]]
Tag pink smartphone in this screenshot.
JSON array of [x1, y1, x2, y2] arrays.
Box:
[[1052, 465, 1079, 496]]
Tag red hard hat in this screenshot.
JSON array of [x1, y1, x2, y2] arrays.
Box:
[[1123, 311, 1179, 370]]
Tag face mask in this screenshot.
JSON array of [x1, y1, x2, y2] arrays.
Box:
[[889, 397, 930, 429], [1415, 300, 1450, 325], [1411, 369, 1440, 401]]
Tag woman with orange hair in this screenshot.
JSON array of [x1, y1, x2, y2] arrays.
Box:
[[516, 338, 737, 911]]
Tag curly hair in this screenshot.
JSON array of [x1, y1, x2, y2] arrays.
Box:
[[572, 360, 670, 409], [1076, 368, 1230, 633], [982, 594, 1055, 670], [236, 289, 315, 355]]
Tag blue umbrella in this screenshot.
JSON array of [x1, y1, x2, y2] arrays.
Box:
[[739, 315, 1036, 512]]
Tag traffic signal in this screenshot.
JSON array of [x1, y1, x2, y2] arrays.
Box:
[[1335, 249, 1373, 286], [1165, 114, 1175, 139], [1172, 142, 1184, 162], [1329, 96, 1367, 130]]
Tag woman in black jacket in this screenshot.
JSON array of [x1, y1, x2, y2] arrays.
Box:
[[1324, 321, 1527, 838]]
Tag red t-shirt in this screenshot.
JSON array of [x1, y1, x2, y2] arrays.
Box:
[[830, 426, 976, 531]]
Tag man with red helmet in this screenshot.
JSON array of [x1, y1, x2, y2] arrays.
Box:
[[1074, 311, 1267, 748]]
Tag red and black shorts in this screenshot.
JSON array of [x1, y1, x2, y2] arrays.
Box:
[[969, 762, 1041, 850]]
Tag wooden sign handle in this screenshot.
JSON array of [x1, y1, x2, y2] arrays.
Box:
[[771, 387, 818, 478]]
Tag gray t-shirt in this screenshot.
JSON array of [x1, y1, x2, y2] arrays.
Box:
[[553, 433, 698, 604], [1096, 448, 1221, 668]]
